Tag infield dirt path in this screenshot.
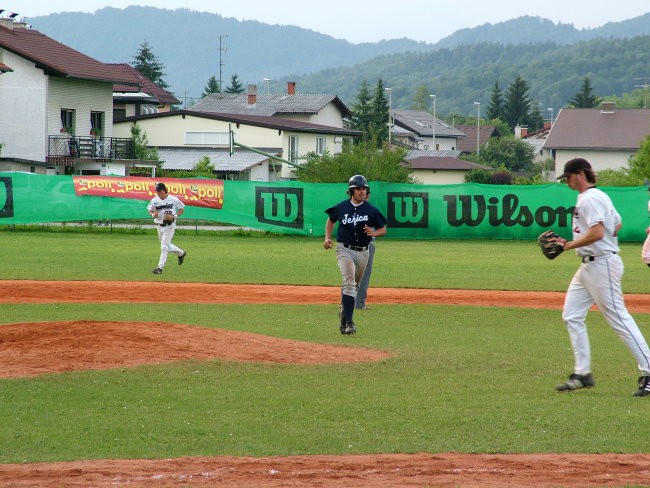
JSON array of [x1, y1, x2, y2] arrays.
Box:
[[2, 280, 650, 487]]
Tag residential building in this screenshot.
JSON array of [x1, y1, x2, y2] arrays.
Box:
[[0, 18, 154, 175], [544, 103, 650, 177], [109, 63, 180, 119], [391, 110, 465, 151], [113, 110, 361, 181], [403, 150, 490, 184]]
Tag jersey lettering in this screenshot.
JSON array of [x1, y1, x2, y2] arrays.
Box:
[[342, 213, 369, 226]]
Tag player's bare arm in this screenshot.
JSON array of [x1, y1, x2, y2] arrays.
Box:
[[324, 218, 335, 249]]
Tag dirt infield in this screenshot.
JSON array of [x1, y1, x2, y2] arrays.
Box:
[[2, 280, 650, 487]]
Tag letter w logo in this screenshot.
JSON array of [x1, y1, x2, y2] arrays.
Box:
[[255, 187, 304, 229], [387, 192, 428, 228]]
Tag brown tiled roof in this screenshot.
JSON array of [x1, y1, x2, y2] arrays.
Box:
[[118, 110, 363, 137], [455, 124, 500, 153], [108, 63, 180, 105], [0, 25, 136, 84], [544, 107, 650, 150]]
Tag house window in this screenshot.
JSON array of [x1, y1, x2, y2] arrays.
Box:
[[316, 137, 326, 155], [288, 135, 299, 162], [113, 107, 127, 120], [90, 112, 104, 136], [60, 109, 75, 133], [185, 132, 229, 145]]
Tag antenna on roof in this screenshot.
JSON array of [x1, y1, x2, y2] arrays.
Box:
[[217, 35, 229, 98]]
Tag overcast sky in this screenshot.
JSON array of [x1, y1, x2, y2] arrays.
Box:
[[11, 1, 650, 44]]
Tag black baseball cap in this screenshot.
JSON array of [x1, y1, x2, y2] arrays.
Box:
[[155, 182, 167, 192], [557, 158, 591, 180]]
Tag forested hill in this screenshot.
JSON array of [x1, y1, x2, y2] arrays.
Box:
[[292, 36, 650, 115], [29, 6, 429, 99], [28, 7, 650, 113]]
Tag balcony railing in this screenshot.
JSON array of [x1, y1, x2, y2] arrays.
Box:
[[47, 136, 135, 164]]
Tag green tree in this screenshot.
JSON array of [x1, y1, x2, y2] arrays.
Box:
[[201, 76, 221, 97], [486, 80, 504, 121], [130, 122, 160, 161], [349, 79, 373, 139], [295, 136, 414, 183], [478, 136, 535, 173], [568, 76, 602, 108], [527, 103, 545, 132], [192, 156, 215, 176], [225, 74, 245, 93], [131, 41, 169, 89], [411, 84, 430, 110], [370, 79, 390, 145], [503, 75, 531, 131]]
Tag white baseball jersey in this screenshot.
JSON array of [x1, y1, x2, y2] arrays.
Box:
[[147, 194, 185, 225], [571, 187, 621, 257]]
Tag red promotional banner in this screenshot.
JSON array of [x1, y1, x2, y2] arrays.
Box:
[[73, 176, 224, 209]]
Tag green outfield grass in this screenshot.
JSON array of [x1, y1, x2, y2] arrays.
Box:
[[1, 228, 649, 292], [1, 230, 650, 466]]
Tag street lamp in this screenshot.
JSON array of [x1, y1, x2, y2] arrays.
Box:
[[547, 107, 554, 125], [474, 101, 481, 155], [430, 94, 436, 151], [385, 87, 392, 144]]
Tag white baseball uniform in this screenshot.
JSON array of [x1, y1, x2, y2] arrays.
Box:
[[147, 194, 185, 270], [562, 187, 650, 376]]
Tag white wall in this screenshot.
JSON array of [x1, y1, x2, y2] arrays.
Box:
[[553, 149, 635, 177], [0, 52, 47, 161], [411, 169, 469, 185], [48, 78, 114, 138]]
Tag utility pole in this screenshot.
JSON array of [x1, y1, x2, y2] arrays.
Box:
[[218, 35, 229, 95], [634, 77, 650, 109]]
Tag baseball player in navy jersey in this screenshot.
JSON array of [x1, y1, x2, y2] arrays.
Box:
[[552, 158, 650, 396], [147, 182, 187, 275], [324, 175, 387, 335]]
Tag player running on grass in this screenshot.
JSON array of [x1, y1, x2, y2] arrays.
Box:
[[324, 175, 387, 335]]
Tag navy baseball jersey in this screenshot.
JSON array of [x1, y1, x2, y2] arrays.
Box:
[[326, 199, 387, 248]]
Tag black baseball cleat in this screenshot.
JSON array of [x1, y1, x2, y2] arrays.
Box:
[[344, 321, 357, 335], [555, 373, 594, 391], [633, 375, 650, 397], [178, 251, 187, 265], [152, 268, 163, 274]]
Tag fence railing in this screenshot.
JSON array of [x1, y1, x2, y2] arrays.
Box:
[[48, 136, 135, 160]]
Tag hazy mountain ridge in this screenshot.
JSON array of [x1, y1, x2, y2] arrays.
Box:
[[27, 7, 650, 112]]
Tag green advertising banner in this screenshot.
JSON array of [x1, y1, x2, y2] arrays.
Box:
[[0, 172, 647, 241]]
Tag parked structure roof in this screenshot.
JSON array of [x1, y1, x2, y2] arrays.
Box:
[[454, 124, 500, 153], [120, 110, 362, 137], [544, 106, 650, 151], [190, 93, 352, 118], [392, 110, 466, 138], [157, 147, 276, 172]]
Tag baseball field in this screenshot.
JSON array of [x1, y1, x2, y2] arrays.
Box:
[[1, 228, 650, 487]]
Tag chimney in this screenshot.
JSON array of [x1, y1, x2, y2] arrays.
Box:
[[247, 84, 257, 106], [0, 18, 24, 29], [287, 82, 296, 95], [601, 101, 616, 113]]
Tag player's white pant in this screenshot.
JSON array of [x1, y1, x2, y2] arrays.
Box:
[[336, 243, 369, 297], [156, 225, 184, 269], [562, 254, 650, 376]]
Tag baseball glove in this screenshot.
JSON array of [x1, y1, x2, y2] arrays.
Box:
[[538, 230, 565, 260], [162, 213, 176, 225]]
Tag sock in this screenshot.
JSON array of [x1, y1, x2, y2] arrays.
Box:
[[342, 294, 355, 322]]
